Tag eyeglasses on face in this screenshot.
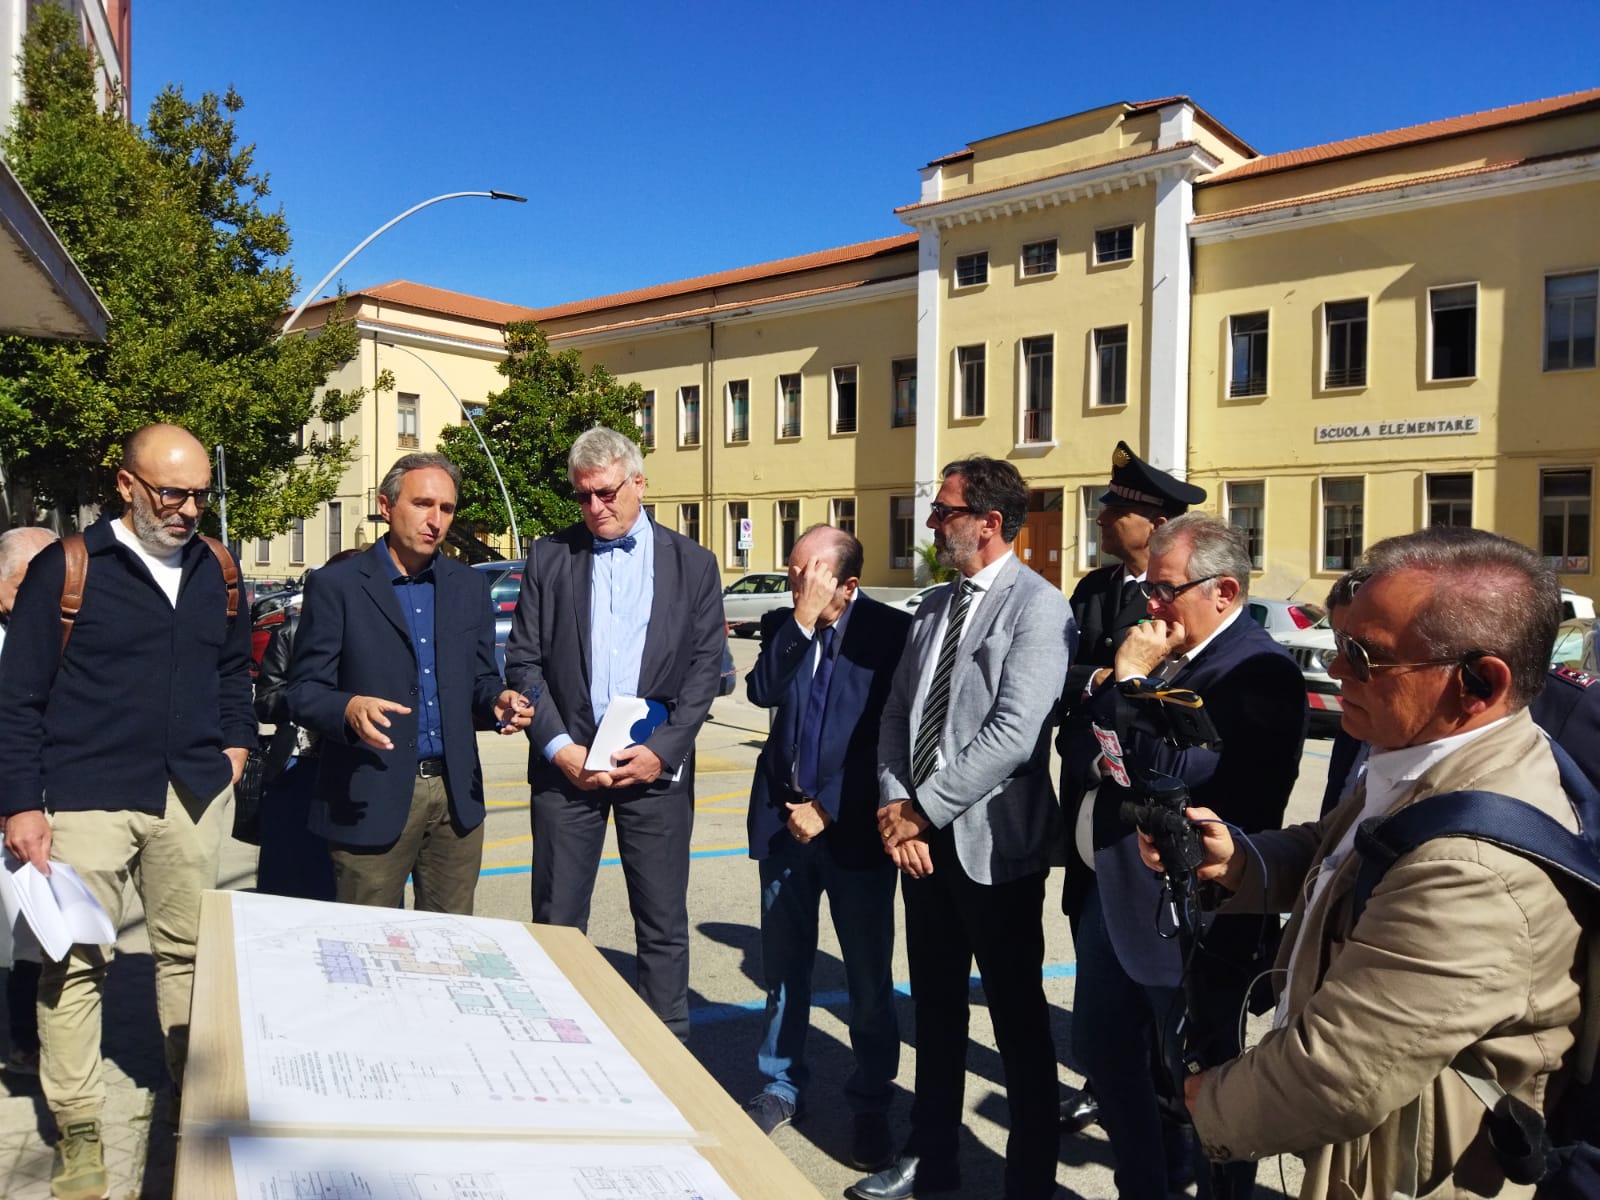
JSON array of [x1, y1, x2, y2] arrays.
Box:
[[1332, 629, 1477, 683], [927, 502, 979, 523], [1139, 575, 1219, 603], [128, 470, 216, 509], [573, 478, 632, 505]]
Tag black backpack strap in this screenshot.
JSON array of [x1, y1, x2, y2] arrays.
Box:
[[1352, 790, 1600, 925]]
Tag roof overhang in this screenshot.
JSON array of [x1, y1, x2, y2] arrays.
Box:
[[0, 160, 109, 341]]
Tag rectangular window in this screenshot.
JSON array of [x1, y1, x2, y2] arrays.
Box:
[[1226, 481, 1265, 570], [289, 518, 305, 566], [1094, 225, 1134, 264], [726, 500, 749, 567], [831, 497, 856, 537], [1021, 335, 1053, 443], [1080, 486, 1103, 570], [327, 501, 343, 559], [1322, 477, 1364, 571], [678, 385, 701, 447], [1427, 473, 1473, 528], [1545, 271, 1598, 371], [776, 500, 800, 566], [326, 415, 343, 442], [638, 390, 655, 449], [1324, 299, 1368, 389], [1429, 284, 1478, 380], [397, 393, 419, 448], [1541, 468, 1592, 572], [892, 359, 916, 428], [890, 496, 915, 569], [679, 502, 700, 546], [254, 537, 271, 566], [1229, 313, 1269, 398], [832, 365, 858, 434], [956, 344, 986, 418], [777, 373, 802, 439], [726, 379, 749, 443], [1093, 325, 1128, 407], [1021, 238, 1058, 277], [955, 251, 988, 288]]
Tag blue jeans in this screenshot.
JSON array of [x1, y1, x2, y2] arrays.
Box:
[[756, 836, 898, 1112]]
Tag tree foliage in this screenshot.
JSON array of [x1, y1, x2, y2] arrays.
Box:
[[0, 3, 367, 536], [438, 322, 646, 542]]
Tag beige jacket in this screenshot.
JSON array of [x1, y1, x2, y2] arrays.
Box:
[[1191, 711, 1591, 1199]]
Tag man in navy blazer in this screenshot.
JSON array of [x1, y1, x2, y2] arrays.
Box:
[[742, 524, 908, 1168], [504, 427, 724, 1041], [288, 453, 531, 914], [1064, 512, 1305, 1200]]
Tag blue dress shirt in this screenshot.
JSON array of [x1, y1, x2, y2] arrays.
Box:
[[380, 540, 444, 760]]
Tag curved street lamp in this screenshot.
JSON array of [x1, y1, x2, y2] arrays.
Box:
[[381, 341, 521, 557], [277, 190, 527, 340]]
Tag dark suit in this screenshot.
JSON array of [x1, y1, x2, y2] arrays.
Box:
[[745, 595, 908, 1113], [504, 519, 724, 1039], [1067, 609, 1306, 1200], [287, 540, 504, 908]]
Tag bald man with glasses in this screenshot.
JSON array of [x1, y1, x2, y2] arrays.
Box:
[[1062, 511, 1306, 1200]]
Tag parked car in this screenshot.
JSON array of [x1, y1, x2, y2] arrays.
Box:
[[1247, 597, 1325, 636], [895, 583, 946, 612], [722, 572, 791, 636], [1269, 615, 1343, 739], [1560, 588, 1596, 620], [1552, 617, 1596, 672]]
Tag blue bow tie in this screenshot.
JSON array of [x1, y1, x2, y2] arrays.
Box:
[[593, 534, 636, 554]]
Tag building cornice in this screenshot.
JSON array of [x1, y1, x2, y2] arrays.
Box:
[[896, 143, 1222, 231], [352, 318, 508, 359], [546, 274, 917, 349], [1191, 148, 1600, 244]]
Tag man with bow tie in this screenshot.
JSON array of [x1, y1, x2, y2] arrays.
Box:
[[1065, 512, 1305, 1199], [505, 426, 724, 1041]]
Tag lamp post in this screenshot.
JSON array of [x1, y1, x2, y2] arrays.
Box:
[[381, 342, 521, 557], [277, 190, 527, 340]]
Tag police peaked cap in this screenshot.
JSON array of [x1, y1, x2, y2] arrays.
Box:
[[1099, 441, 1206, 515]]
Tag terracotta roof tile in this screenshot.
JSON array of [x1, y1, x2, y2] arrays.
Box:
[[295, 280, 538, 327], [1203, 87, 1600, 184], [527, 233, 917, 321]]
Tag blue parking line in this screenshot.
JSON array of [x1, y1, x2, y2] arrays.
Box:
[[691, 962, 1078, 1025]]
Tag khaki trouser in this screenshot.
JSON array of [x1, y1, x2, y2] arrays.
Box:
[[37, 780, 228, 1127], [328, 774, 484, 914]]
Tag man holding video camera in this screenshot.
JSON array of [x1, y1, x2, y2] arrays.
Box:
[[1158, 528, 1592, 1199], [1066, 512, 1306, 1198]]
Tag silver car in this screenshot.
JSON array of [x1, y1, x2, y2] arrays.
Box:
[[722, 572, 791, 636]]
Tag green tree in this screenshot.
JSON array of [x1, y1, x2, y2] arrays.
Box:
[[916, 539, 956, 584], [439, 322, 645, 542], [0, 3, 367, 536]]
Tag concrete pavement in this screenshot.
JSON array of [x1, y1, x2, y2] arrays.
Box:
[[0, 632, 1321, 1197]]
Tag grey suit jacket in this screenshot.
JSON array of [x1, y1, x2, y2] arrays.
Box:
[[504, 519, 725, 794], [879, 554, 1075, 884]]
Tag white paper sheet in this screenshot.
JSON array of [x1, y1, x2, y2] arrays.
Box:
[[228, 1137, 740, 1200], [227, 892, 691, 1135], [583, 697, 667, 771], [0, 856, 116, 962]]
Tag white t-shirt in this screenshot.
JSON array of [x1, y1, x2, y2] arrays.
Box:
[[110, 518, 185, 606]]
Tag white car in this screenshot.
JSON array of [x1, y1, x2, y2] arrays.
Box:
[[895, 583, 946, 612], [1561, 588, 1596, 620], [722, 572, 791, 636], [1270, 618, 1343, 739]]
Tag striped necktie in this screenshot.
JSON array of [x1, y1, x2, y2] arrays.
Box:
[[912, 580, 978, 787]]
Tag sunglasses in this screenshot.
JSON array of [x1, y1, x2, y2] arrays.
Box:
[[573, 478, 631, 505], [128, 470, 217, 509], [1139, 575, 1218, 604], [1333, 630, 1477, 683], [928, 502, 979, 523]]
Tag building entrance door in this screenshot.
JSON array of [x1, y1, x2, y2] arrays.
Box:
[[1018, 490, 1063, 590]]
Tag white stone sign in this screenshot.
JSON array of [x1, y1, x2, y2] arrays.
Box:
[[1315, 415, 1479, 443]]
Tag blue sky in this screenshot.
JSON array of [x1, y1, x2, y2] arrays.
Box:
[[131, 0, 1599, 312]]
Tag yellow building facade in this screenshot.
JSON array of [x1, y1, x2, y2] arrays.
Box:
[[271, 88, 1600, 605]]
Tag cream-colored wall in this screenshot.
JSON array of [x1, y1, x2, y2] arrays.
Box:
[[942, 106, 1162, 201], [584, 292, 918, 583], [1190, 179, 1600, 595]]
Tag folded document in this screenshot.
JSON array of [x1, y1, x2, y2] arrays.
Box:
[[0, 855, 116, 962], [583, 697, 670, 772]]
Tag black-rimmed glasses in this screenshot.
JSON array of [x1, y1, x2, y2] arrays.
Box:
[[128, 470, 216, 509], [928, 502, 978, 523], [1139, 575, 1218, 604], [1332, 630, 1473, 683]]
